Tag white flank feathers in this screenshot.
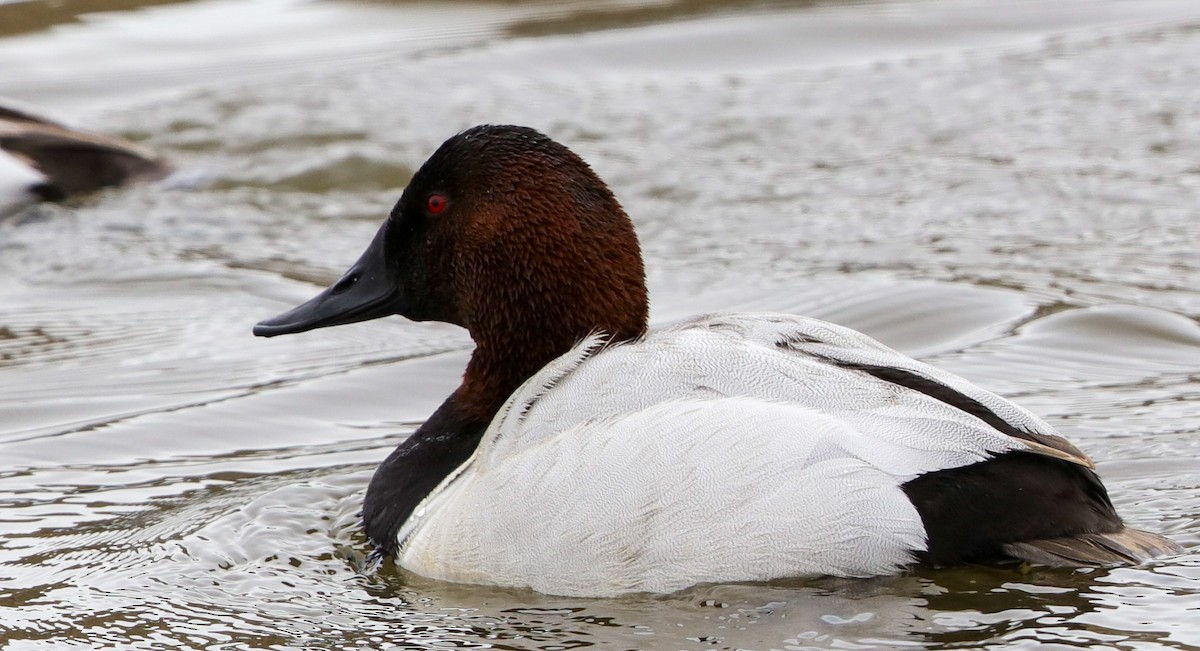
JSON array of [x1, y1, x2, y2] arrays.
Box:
[[397, 313, 1040, 596]]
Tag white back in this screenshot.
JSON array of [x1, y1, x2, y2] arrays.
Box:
[[483, 313, 1043, 474]]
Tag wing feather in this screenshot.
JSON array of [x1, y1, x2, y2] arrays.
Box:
[[481, 313, 1039, 474]]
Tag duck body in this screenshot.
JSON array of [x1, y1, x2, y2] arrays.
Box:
[[255, 125, 1181, 596], [400, 314, 1024, 595], [0, 99, 170, 217]]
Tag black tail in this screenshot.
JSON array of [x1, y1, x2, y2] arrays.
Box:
[[902, 452, 1182, 567]]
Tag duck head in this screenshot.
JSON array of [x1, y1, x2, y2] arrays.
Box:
[[255, 125, 649, 414]]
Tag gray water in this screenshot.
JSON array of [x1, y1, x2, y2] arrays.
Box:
[[1, 1, 1199, 648]]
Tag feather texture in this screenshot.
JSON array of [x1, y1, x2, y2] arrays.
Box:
[[395, 313, 1076, 595], [1003, 529, 1183, 567]]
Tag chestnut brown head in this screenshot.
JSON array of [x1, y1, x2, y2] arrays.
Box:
[[255, 126, 649, 399]]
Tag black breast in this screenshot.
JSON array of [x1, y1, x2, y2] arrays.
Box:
[[362, 396, 486, 556]]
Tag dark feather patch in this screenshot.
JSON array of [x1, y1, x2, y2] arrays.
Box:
[[902, 452, 1123, 567]]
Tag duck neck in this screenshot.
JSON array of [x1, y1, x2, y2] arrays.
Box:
[[455, 329, 630, 424], [455, 220, 652, 421]]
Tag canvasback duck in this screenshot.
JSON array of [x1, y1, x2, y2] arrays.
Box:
[[0, 99, 170, 216], [255, 125, 1180, 596]]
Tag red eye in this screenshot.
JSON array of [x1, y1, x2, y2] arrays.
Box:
[[427, 193, 448, 215]]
